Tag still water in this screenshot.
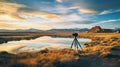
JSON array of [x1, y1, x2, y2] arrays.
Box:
[[0, 36, 91, 53]]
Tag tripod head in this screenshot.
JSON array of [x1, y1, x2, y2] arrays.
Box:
[[72, 33, 78, 37]]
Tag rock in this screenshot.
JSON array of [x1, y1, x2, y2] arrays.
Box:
[[88, 26, 114, 33], [88, 26, 102, 33]]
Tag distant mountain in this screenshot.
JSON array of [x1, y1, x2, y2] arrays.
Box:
[[0, 28, 43, 32], [46, 28, 89, 32], [27, 28, 43, 32], [0, 29, 10, 32], [0, 28, 89, 32], [0, 27, 118, 33], [88, 26, 114, 33]]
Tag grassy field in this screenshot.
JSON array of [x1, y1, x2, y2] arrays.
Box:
[[0, 32, 120, 67], [54, 32, 120, 38], [0, 32, 120, 38]]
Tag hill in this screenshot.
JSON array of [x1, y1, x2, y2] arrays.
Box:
[[88, 26, 114, 33]]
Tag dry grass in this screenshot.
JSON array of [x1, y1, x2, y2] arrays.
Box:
[[0, 32, 120, 67], [0, 45, 119, 67], [0, 32, 120, 38], [78, 33, 120, 38], [83, 45, 112, 55]]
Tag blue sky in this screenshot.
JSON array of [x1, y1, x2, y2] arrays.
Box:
[[0, 0, 120, 30]]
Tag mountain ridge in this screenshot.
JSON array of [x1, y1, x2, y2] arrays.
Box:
[[0, 26, 120, 33], [0, 28, 89, 32]]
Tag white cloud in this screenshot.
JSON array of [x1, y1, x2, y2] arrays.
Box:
[[78, 8, 98, 15], [0, 1, 62, 21], [68, 6, 98, 15], [52, 23, 93, 29], [92, 19, 120, 25], [56, 0, 63, 3], [99, 10, 112, 15], [61, 14, 85, 22], [19, 11, 61, 21], [1, 0, 114, 30], [99, 9, 120, 15]]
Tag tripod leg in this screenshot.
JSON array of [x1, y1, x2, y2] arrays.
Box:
[[75, 39, 78, 50], [76, 39, 86, 55], [74, 40, 77, 49], [71, 38, 75, 48], [74, 39, 78, 51], [76, 43, 79, 52], [76, 39, 83, 50]]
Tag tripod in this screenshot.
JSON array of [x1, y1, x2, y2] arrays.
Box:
[[71, 36, 83, 51]]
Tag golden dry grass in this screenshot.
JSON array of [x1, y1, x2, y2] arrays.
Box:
[[0, 32, 120, 67]]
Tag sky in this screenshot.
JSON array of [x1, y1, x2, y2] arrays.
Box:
[[0, 0, 120, 30]]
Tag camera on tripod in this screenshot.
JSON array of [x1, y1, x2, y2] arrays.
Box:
[[72, 33, 78, 37], [71, 33, 83, 51]]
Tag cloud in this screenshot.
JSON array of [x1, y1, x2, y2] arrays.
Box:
[[56, 0, 63, 3], [19, 11, 61, 21], [0, 0, 119, 30], [0, 2, 26, 20], [65, 0, 120, 13], [60, 14, 84, 22], [92, 19, 120, 25], [0, 1, 62, 21], [50, 22, 93, 29], [73, 21, 96, 24], [78, 8, 98, 15], [54, 5, 71, 14], [99, 9, 120, 15], [68, 6, 98, 15], [0, 15, 19, 21], [0, 22, 22, 29], [0, 0, 94, 22], [18, 5, 90, 23], [99, 10, 112, 15]]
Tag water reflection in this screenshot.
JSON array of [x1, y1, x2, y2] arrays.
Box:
[[0, 36, 39, 44], [0, 36, 91, 53]]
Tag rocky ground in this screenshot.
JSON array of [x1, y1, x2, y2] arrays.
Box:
[[0, 34, 120, 67]]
